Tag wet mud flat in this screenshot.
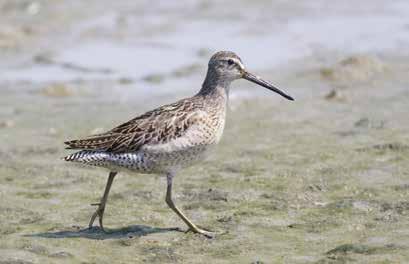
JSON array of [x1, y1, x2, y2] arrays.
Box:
[[1, 52, 409, 263], [1, 0, 409, 263]]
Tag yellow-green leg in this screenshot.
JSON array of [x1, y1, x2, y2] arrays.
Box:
[[165, 172, 215, 238], [89, 171, 117, 231]]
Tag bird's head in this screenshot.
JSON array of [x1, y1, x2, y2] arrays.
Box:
[[207, 51, 294, 101]]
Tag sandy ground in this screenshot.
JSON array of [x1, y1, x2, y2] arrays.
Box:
[[1, 1, 409, 263]]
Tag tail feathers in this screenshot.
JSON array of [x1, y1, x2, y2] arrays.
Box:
[[63, 150, 108, 164]]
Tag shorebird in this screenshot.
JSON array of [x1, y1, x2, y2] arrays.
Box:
[[64, 51, 294, 238]]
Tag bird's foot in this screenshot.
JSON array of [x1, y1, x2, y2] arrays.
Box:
[[186, 226, 221, 239], [88, 202, 106, 232]]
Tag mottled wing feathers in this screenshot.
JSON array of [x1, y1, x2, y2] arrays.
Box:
[[64, 134, 117, 150], [64, 98, 203, 153]]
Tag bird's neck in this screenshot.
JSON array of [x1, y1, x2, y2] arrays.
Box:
[[197, 69, 230, 100]]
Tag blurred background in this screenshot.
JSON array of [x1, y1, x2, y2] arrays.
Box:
[[1, 0, 409, 263]]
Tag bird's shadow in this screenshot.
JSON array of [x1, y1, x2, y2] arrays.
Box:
[[25, 225, 183, 240]]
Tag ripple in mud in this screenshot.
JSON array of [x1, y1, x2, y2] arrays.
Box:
[[325, 243, 404, 255], [48, 251, 74, 258], [22, 244, 49, 256], [259, 193, 288, 210], [354, 117, 385, 130], [16, 191, 54, 199], [0, 206, 43, 226], [140, 245, 180, 263]]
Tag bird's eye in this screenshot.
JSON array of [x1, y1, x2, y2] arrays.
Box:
[[227, 59, 235, 65]]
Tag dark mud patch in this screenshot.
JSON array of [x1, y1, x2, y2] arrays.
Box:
[[392, 183, 409, 191], [315, 243, 406, 263], [326, 243, 404, 255], [356, 142, 409, 152], [288, 218, 340, 233], [380, 201, 409, 215]]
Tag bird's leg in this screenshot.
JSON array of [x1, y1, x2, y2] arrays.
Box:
[[89, 171, 117, 231], [165, 172, 215, 238]]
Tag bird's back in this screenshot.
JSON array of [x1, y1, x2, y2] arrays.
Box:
[[64, 94, 227, 173]]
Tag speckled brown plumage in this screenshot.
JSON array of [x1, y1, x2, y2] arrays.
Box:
[[65, 96, 220, 153]]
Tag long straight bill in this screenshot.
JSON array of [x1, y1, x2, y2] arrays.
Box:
[[243, 72, 294, 101]]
